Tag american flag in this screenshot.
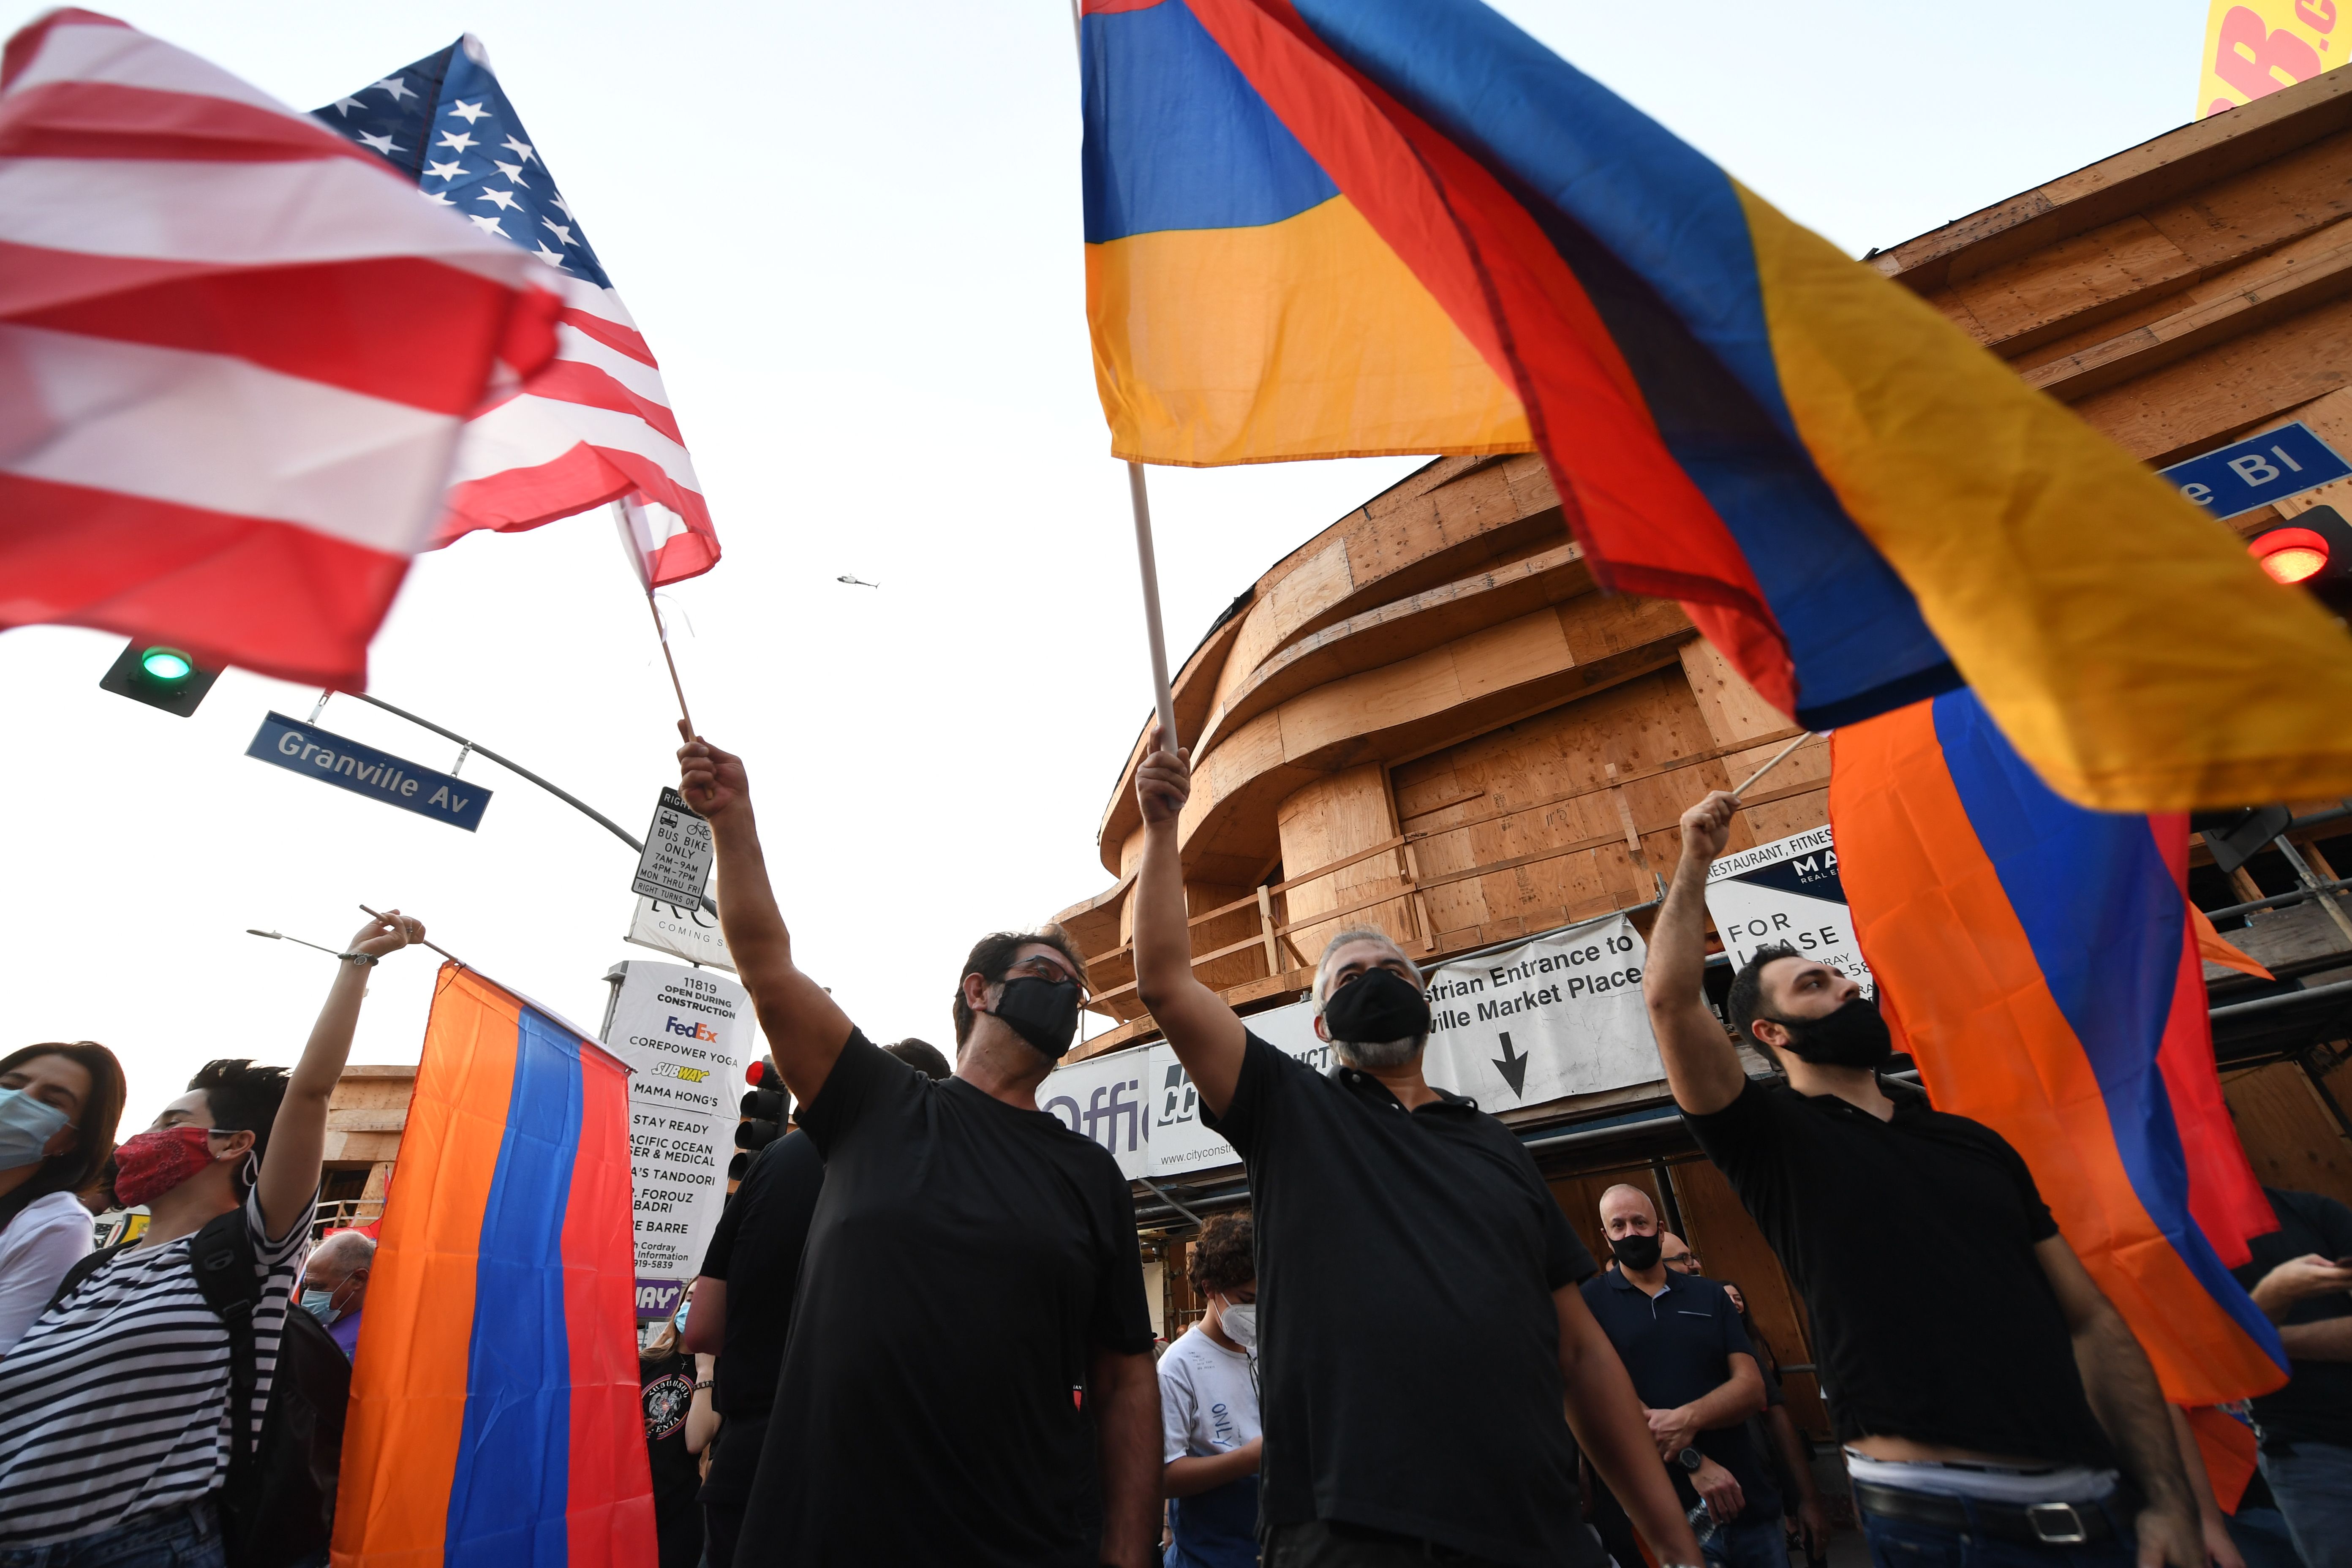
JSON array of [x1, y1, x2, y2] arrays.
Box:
[[0, 9, 559, 689], [315, 36, 718, 587]]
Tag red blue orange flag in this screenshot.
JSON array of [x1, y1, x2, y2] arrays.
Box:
[[333, 964, 652, 1568], [1080, 0, 2352, 811], [1829, 691, 2287, 1404]]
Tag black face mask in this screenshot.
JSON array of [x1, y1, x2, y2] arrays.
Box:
[[991, 976, 1081, 1061], [1320, 966, 1431, 1045], [1764, 992, 1892, 1069], [1609, 1232, 1663, 1271]]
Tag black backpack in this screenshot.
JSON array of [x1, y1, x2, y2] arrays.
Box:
[[50, 1210, 350, 1568]]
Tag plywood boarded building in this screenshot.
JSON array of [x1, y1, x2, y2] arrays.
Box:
[[1054, 65, 2352, 1421]]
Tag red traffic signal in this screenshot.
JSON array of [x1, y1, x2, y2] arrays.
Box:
[[2247, 505, 2352, 609]]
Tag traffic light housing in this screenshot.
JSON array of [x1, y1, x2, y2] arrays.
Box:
[[730, 1059, 788, 1181], [98, 639, 220, 717], [2246, 505, 2352, 612]]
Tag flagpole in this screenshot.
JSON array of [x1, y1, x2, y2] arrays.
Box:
[[1730, 731, 1814, 802], [1127, 461, 1181, 752], [643, 588, 697, 737]]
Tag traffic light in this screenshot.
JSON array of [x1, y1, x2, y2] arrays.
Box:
[[730, 1058, 788, 1181], [2246, 505, 2352, 612], [98, 639, 220, 717]]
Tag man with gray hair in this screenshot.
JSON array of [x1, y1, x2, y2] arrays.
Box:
[[1133, 733, 1701, 1568], [298, 1228, 374, 1359]]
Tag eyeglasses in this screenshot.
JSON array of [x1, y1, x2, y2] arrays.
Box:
[[1006, 955, 1086, 994]]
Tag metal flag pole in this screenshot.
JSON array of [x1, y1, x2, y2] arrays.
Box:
[[1127, 461, 1181, 752], [612, 498, 698, 735], [1730, 732, 1815, 802]]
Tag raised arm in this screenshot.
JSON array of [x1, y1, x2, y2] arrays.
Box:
[[258, 909, 423, 1241], [1132, 729, 1247, 1116], [1644, 792, 1748, 1116], [678, 728, 854, 1110]]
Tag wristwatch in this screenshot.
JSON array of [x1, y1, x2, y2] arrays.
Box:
[[1676, 1446, 1704, 1473]]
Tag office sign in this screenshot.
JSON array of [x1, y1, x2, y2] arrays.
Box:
[[1705, 826, 1873, 997], [601, 960, 755, 1319], [2157, 421, 2351, 521], [626, 895, 736, 972], [633, 787, 713, 905], [246, 712, 490, 831]]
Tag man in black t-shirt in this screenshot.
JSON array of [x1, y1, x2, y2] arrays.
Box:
[[1131, 732, 1702, 1568], [683, 1042, 952, 1568], [675, 732, 1160, 1568], [2230, 1184, 2352, 1568], [1646, 790, 2199, 1568]]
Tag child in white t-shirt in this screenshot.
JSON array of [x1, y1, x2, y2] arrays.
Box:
[[1157, 1213, 1261, 1568]]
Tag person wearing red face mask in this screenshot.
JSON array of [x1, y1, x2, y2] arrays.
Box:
[[0, 909, 426, 1568]]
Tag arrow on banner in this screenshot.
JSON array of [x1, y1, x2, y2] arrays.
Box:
[[1492, 1030, 1529, 1096]]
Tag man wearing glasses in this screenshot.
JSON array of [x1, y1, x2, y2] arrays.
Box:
[[675, 732, 1160, 1568]]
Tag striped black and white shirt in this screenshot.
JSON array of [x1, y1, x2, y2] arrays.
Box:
[[0, 1186, 311, 1546]]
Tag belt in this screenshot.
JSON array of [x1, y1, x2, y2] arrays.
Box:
[[1852, 1481, 2131, 1548]]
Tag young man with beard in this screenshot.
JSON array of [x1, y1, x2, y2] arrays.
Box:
[[1647, 789, 2200, 1568], [1133, 733, 1702, 1568], [676, 732, 1160, 1568]]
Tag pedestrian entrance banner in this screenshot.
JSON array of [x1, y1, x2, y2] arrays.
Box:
[[632, 787, 712, 904], [247, 712, 492, 831], [333, 963, 652, 1568], [1703, 826, 1875, 997], [599, 960, 754, 1320], [623, 894, 736, 972], [1043, 912, 1661, 1180]]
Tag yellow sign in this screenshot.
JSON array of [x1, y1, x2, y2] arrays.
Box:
[[2199, 1, 2341, 117]]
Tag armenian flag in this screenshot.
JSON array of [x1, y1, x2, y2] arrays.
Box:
[[1080, 0, 2352, 811], [1829, 691, 2286, 1404], [333, 964, 652, 1568]]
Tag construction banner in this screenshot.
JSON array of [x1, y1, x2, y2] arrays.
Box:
[[2198, 3, 2339, 119]]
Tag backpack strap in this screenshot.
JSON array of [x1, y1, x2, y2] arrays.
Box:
[[44, 1242, 126, 1314], [188, 1209, 263, 1508]]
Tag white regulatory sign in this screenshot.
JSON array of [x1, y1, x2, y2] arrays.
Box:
[[1704, 825, 1873, 996], [633, 787, 713, 906]]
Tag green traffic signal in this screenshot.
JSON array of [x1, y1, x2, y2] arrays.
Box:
[[99, 638, 220, 717]]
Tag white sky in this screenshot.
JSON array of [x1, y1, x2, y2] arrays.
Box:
[[0, 1, 2209, 1133]]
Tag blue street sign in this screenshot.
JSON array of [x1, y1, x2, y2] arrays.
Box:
[[2158, 421, 2352, 520], [245, 712, 492, 831]]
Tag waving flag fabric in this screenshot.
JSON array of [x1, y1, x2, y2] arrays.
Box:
[[0, 10, 558, 688], [316, 37, 719, 587], [1829, 691, 2285, 1404], [1080, 0, 2352, 811], [334, 964, 652, 1568]]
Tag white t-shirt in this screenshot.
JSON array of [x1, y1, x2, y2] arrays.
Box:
[[0, 1192, 93, 1356], [1159, 1323, 1260, 1465]]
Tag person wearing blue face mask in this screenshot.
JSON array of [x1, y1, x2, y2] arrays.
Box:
[[0, 1043, 125, 1354], [297, 1230, 373, 1358]]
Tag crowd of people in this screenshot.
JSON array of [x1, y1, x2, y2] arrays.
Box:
[[0, 723, 2346, 1568]]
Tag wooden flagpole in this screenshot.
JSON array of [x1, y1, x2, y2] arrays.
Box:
[[613, 498, 698, 735], [1127, 461, 1181, 753], [1730, 731, 1814, 802]]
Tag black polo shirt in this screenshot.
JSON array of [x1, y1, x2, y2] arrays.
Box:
[[1582, 1267, 1781, 1526], [2232, 1186, 2352, 1449], [1202, 1031, 1601, 1568], [1685, 1076, 2113, 1467]]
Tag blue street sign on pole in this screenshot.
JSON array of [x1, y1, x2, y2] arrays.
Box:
[[245, 711, 492, 831], [2158, 421, 2352, 521]]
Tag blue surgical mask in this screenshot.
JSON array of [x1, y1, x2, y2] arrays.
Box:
[[300, 1287, 342, 1326], [0, 1089, 68, 1173], [672, 1299, 691, 1336]]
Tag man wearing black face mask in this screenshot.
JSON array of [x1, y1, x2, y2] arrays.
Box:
[[1133, 732, 1703, 1568], [675, 732, 1160, 1568], [1647, 790, 2200, 1568]]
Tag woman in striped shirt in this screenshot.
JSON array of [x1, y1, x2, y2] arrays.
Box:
[[0, 909, 429, 1568]]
